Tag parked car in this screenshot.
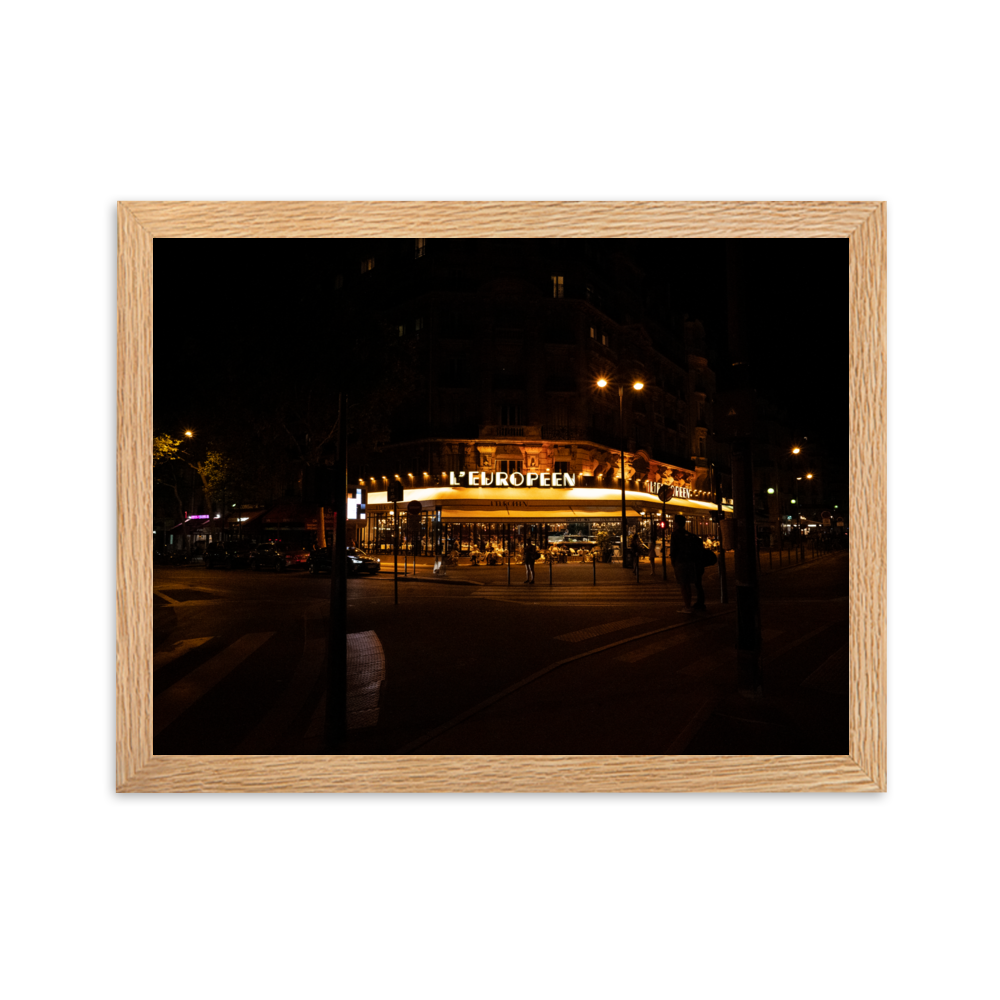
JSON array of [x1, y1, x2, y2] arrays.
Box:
[[204, 539, 254, 569], [348, 546, 381, 575], [306, 545, 381, 576], [249, 541, 310, 572], [153, 546, 189, 565]]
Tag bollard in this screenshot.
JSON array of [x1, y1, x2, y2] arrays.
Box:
[[549, 557, 553, 587], [593, 554, 596, 586]]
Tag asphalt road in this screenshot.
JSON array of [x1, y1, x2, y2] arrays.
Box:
[[153, 552, 848, 755]]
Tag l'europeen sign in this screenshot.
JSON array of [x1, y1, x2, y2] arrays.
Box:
[[448, 471, 576, 488]]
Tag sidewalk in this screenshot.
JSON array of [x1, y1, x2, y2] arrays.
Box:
[[371, 546, 841, 588]]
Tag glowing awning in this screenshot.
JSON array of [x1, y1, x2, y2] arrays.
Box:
[[367, 487, 732, 522]]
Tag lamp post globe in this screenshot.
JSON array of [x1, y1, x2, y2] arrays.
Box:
[[596, 375, 644, 566]]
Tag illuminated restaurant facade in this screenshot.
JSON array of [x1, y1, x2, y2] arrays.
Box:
[[335, 239, 733, 554], [358, 451, 732, 557]]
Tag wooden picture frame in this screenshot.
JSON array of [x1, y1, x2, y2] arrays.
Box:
[[118, 201, 885, 792]]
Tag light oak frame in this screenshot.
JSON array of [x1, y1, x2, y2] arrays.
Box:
[[117, 201, 886, 792]]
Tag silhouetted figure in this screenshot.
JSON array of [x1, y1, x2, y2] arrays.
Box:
[[669, 514, 707, 613], [523, 538, 537, 583]]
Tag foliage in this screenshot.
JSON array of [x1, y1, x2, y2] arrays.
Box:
[[153, 434, 184, 466], [199, 450, 263, 509]]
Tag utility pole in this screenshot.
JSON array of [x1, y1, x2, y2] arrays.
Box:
[[711, 462, 729, 604], [324, 392, 348, 750], [720, 246, 762, 693]]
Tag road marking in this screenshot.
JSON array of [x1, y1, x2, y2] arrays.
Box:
[[665, 696, 718, 753], [153, 636, 213, 673], [801, 642, 849, 691], [235, 635, 326, 753], [154, 632, 275, 737], [555, 617, 655, 643], [153, 590, 182, 605], [615, 631, 691, 663], [400, 611, 735, 752]]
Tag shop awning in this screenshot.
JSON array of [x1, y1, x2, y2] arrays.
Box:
[[367, 487, 732, 522]]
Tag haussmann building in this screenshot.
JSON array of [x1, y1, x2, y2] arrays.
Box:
[[338, 239, 732, 559]]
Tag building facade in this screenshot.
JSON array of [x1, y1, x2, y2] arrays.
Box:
[[333, 239, 731, 553]]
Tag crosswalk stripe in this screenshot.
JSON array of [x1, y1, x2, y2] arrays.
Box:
[[153, 637, 213, 673], [555, 617, 654, 642], [615, 631, 692, 663], [154, 632, 275, 737], [235, 636, 326, 753]]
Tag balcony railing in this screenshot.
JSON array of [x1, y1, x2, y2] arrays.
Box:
[[478, 425, 542, 438]]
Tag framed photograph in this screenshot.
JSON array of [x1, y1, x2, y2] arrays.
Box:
[[115, 201, 888, 792]]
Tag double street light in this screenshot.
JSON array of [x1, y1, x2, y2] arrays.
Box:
[[596, 376, 644, 566], [766, 445, 814, 528]]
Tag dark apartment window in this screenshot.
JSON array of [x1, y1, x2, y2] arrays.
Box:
[[415, 317, 424, 334], [415, 238, 427, 258], [554, 461, 570, 474], [601, 333, 608, 346], [499, 460, 523, 474], [500, 404, 521, 426], [552, 275, 564, 299], [360, 257, 375, 273], [589, 326, 596, 339], [398, 325, 406, 337], [334, 274, 344, 290]]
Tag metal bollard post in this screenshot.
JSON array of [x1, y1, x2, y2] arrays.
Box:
[[549, 556, 553, 587], [593, 554, 596, 585]]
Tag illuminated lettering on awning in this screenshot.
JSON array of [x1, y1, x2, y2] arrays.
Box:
[[449, 471, 576, 488]]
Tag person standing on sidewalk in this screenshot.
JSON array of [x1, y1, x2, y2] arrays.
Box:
[[523, 537, 537, 584], [629, 529, 643, 571], [669, 514, 707, 613]]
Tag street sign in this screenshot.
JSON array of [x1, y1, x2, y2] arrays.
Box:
[[387, 481, 404, 502], [407, 500, 422, 515], [657, 484, 674, 502]]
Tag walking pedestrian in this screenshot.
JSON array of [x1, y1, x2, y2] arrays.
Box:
[[630, 529, 642, 565], [669, 514, 707, 613], [523, 536, 537, 583]]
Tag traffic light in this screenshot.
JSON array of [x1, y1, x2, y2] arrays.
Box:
[[658, 519, 667, 530]]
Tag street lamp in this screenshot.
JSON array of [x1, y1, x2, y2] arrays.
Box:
[[597, 376, 644, 566]]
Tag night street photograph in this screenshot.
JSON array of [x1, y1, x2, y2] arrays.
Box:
[[153, 237, 848, 755]]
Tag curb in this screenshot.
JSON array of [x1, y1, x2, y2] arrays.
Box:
[[396, 575, 484, 587]]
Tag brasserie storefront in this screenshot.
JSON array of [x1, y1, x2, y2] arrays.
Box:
[[360, 471, 733, 560]]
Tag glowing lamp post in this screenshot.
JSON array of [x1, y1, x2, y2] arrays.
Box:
[[597, 376, 644, 567]]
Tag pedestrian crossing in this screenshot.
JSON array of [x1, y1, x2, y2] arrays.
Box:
[[153, 636, 213, 673], [154, 632, 275, 737], [475, 585, 688, 606], [555, 617, 656, 643], [153, 625, 386, 750]]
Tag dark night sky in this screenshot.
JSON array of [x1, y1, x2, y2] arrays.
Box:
[[155, 238, 847, 478], [634, 239, 847, 446]]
